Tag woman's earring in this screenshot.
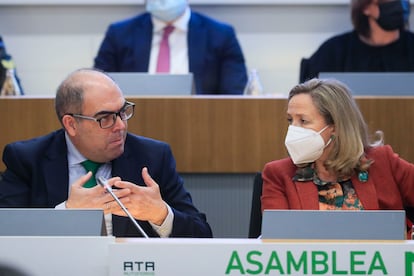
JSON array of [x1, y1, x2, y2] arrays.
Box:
[[358, 171, 369, 182]]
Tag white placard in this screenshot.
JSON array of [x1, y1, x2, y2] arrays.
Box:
[[1, 237, 413, 275], [109, 238, 414, 276]]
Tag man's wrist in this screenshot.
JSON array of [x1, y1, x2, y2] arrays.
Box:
[[152, 203, 168, 226]]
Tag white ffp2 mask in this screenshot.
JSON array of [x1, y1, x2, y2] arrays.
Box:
[[285, 125, 330, 165]]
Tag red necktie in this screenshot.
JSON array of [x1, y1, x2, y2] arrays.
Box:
[[156, 25, 175, 73]]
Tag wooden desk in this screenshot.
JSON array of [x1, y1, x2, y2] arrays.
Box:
[[1, 96, 413, 173]]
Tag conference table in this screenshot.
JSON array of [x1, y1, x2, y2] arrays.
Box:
[[1, 95, 414, 173], [0, 236, 413, 276]]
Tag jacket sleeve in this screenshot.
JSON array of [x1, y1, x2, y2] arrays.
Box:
[[157, 144, 213, 237]]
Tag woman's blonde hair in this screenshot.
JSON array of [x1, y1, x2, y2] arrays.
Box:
[[288, 78, 383, 177]]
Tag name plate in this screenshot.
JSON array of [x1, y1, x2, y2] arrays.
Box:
[[110, 238, 414, 276]]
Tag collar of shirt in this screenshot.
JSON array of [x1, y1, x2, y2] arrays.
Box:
[[64, 131, 111, 178], [65, 131, 87, 166], [151, 6, 191, 33]]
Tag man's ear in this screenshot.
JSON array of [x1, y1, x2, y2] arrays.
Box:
[[62, 115, 77, 136]]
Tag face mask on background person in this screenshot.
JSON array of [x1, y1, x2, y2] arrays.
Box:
[[146, 0, 187, 23], [285, 125, 331, 165], [377, 0, 406, 31]]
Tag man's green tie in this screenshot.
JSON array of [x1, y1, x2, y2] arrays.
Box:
[[81, 160, 103, 188]]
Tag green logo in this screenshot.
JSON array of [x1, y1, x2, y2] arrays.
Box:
[[406, 252, 414, 276], [225, 250, 387, 275]]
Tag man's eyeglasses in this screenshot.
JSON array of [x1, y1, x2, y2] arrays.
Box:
[[66, 101, 135, 129]]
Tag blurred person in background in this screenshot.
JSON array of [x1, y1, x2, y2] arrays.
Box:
[[0, 35, 23, 95], [300, 0, 414, 82], [94, 0, 247, 95]]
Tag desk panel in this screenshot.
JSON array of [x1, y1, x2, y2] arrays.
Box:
[[0, 236, 114, 276], [110, 238, 414, 276], [0, 237, 412, 276], [1, 96, 413, 173]]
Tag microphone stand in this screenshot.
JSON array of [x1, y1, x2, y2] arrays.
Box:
[[97, 176, 149, 238]]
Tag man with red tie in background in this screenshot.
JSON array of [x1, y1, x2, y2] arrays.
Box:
[[94, 0, 247, 95]]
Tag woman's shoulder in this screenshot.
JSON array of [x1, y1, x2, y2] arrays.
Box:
[[263, 157, 297, 174], [400, 30, 414, 44], [309, 31, 356, 64], [316, 31, 355, 50], [365, 145, 397, 160], [401, 30, 414, 38]]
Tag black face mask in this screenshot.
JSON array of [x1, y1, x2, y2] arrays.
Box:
[[377, 0, 407, 31]]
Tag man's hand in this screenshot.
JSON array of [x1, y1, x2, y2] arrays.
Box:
[[110, 167, 168, 225], [65, 172, 131, 214]]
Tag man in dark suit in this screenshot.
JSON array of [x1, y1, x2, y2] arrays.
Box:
[[0, 68, 212, 238], [93, 0, 247, 95]]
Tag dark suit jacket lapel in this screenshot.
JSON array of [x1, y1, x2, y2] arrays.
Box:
[[112, 154, 137, 182], [42, 130, 70, 206], [133, 13, 153, 71], [111, 136, 149, 236], [112, 140, 141, 184], [188, 12, 207, 79]]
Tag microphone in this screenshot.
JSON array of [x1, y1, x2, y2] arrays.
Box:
[[97, 176, 149, 238]]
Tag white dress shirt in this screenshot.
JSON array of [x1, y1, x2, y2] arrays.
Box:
[[148, 7, 190, 74]]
